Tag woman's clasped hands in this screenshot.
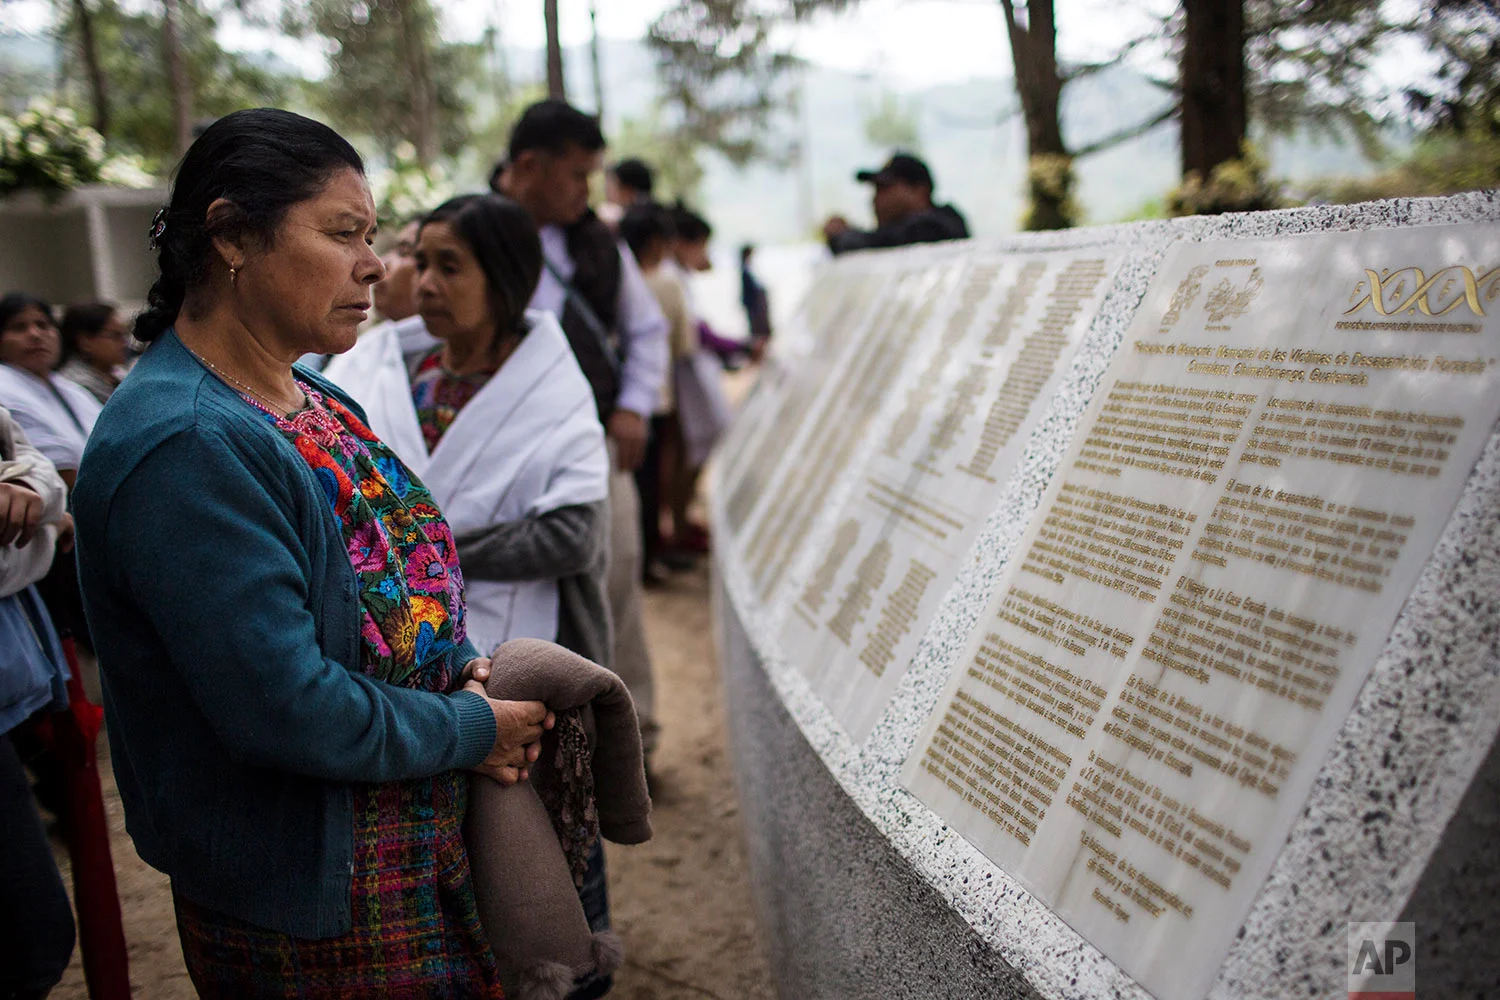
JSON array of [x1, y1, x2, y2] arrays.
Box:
[[459, 657, 553, 785]]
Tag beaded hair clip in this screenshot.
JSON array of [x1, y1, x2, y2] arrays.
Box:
[[148, 207, 168, 251]]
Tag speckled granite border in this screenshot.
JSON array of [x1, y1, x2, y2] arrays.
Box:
[[711, 191, 1500, 999]]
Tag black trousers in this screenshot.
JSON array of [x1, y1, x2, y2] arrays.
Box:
[[0, 731, 75, 998], [635, 416, 669, 570]]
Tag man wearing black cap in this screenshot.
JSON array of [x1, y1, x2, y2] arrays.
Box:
[[823, 152, 969, 255]]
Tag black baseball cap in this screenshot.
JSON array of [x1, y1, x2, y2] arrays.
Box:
[[856, 153, 934, 190]]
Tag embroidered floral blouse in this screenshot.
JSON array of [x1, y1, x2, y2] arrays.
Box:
[[244, 382, 466, 691], [410, 348, 497, 453]]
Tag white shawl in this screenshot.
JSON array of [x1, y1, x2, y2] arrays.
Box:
[[323, 311, 608, 655], [0, 406, 67, 596], [0, 364, 102, 472]]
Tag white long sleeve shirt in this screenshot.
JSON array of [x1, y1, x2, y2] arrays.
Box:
[[532, 225, 669, 419]]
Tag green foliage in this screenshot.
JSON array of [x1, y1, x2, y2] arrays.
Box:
[[1167, 142, 1286, 216], [862, 90, 921, 152], [56, 0, 289, 170], [646, 0, 855, 168], [1243, 0, 1395, 157], [611, 108, 705, 202], [285, 0, 480, 165], [0, 38, 54, 116], [0, 101, 106, 197], [1306, 125, 1500, 203], [0, 99, 155, 198], [1022, 152, 1079, 230], [457, 80, 548, 186], [368, 142, 453, 225], [1402, 0, 1500, 136], [646, 2, 799, 166]]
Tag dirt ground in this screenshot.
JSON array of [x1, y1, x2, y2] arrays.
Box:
[[48, 560, 776, 1000]]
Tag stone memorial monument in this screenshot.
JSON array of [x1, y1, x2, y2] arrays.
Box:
[[711, 192, 1500, 999]]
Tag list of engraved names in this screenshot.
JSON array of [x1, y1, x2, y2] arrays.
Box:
[[902, 227, 1500, 1000]]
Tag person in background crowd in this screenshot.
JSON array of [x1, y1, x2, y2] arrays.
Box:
[[371, 218, 422, 324], [304, 217, 434, 375], [58, 302, 130, 404], [0, 294, 103, 488], [663, 204, 728, 554], [0, 293, 101, 647], [322, 194, 615, 999], [823, 152, 969, 255], [669, 203, 712, 276], [496, 98, 669, 770], [0, 405, 76, 1000], [73, 108, 552, 1000], [324, 193, 610, 671], [599, 157, 654, 230], [740, 244, 772, 363], [619, 202, 693, 583], [669, 204, 743, 370]]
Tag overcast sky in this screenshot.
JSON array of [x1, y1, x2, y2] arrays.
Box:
[[0, 0, 1173, 86]]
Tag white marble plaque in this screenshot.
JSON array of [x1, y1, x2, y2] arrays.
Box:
[[739, 259, 964, 603], [902, 225, 1500, 1000], [781, 250, 1122, 741], [719, 264, 893, 535]]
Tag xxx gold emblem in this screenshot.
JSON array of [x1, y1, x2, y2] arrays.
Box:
[[1346, 265, 1500, 317]]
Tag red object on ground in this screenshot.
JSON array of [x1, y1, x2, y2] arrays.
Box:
[[55, 635, 132, 999], [674, 523, 711, 553]]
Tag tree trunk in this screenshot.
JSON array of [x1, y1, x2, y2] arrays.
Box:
[[72, 0, 109, 137], [393, 0, 439, 165], [544, 0, 566, 100], [160, 0, 192, 156], [1180, 0, 1246, 181], [588, 0, 604, 119], [999, 0, 1071, 230]]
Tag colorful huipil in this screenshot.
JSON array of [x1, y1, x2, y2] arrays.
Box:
[[411, 348, 497, 452], [174, 383, 504, 999]]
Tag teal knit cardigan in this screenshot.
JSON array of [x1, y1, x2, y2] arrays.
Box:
[[72, 331, 496, 938]]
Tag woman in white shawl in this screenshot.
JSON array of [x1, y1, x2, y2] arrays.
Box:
[[322, 194, 611, 667], [0, 294, 103, 488], [0, 292, 102, 647]]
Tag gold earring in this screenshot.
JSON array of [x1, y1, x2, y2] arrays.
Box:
[[229, 264, 238, 285]]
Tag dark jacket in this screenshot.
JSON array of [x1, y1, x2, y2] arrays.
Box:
[[72, 331, 495, 938], [558, 211, 624, 421], [828, 203, 970, 255]]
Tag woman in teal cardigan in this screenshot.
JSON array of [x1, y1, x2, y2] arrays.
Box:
[[73, 109, 551, 998]]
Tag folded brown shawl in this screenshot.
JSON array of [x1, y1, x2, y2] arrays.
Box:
[[465, 638, 653, 1000]]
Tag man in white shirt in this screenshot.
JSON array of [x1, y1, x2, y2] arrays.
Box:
[[496, 99, 670, 762]]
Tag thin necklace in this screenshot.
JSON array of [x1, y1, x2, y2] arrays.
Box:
[[187, 346, 306, 415]]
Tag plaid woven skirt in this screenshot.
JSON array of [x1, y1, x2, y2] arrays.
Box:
[[174, 772, 504, 999]]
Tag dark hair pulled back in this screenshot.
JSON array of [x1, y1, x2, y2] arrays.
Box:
[[421, 194, 542, 347], [59, 302, 118, 361], [670, 201, 713, 244], [136, 108, 365, 343], [0, 292, 55, 335], [618, 201, 675, 262]]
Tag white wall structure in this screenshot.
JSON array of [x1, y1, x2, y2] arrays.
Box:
[[0, 185, 166, 309], [711, 192, 1500, 999]]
